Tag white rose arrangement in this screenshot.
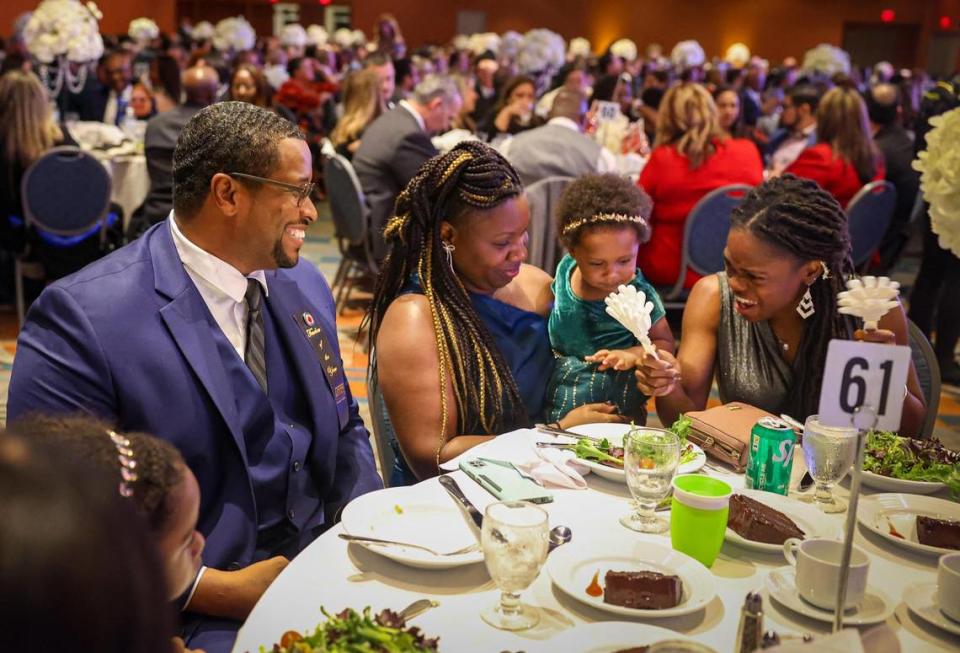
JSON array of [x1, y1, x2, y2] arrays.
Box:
[[191, 21, 214, 41], [333, 28, 353, 49], [567, 37, 591, 59], [913, 106, 960, 256], [802, 43, 851, 77], [671, 39, 705, 69], [281, 24, 307, 49], [213, 16, 256, 53], [610, 38, 637, 62], [128, 17, 159, 45], [23, 0, 104, 64], [517, 29, 565, 74], [307, 24, 328, 48], [724, 43, 750, 69], [351, 29, 367, 47], [451, 34, 470, 51], [499, 31, 523, 61], [468, 32, 500, 57]]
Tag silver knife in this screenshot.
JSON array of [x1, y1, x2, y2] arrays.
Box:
[[534, 423, 605, 443], [438, 475, 484, 530]]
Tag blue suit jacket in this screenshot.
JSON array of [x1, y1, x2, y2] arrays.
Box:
[[8, 220, 383, 651]]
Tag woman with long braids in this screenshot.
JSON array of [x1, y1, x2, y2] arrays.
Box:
[[369, 141, 625, 484], [635, 174, 926, 436]]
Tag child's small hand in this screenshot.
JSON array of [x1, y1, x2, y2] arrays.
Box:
[[585, 349, 639, 371]]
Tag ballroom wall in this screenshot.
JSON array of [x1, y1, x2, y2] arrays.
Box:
[[3, 0, 960, 68]]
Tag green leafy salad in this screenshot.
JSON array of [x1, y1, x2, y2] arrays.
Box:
[[863, 430, 960, 497], [262, 607, 439, 653], [566, 416, 699, 469]]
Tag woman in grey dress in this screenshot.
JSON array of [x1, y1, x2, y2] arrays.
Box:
[[635, 174, 926, 437]]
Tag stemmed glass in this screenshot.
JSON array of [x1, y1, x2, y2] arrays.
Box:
[[802, 415, 858, 513], [620, 428, 681, 533], [480, 501, 549, 631]]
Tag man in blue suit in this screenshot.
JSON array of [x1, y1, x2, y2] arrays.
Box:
[[8, 102, 383, 652]]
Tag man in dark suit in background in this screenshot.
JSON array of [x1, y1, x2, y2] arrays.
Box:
[[130, 64, 220, 238], [64, 50, 133, 124], [353, 74, 461, 258], [866, 83, 920, 271]]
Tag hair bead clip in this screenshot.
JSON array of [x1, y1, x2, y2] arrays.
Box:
[[107, 430, 138, 498]]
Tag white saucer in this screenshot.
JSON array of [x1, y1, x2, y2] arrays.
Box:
[[764, 568, 895, 625], [566, 423, 707, 481], [903, 582, 960, 636], [725, 489, 841, 553], [528, 622, 698, 653]]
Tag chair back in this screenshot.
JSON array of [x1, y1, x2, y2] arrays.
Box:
[[525, 175, 574, 272], [907, 320, 941, 440], [368, 369, 398, 487], [847, 180, 896, 267], [664, 184, 752, 301], [323, 153, 369, 248], [21, 146, 112, 244]]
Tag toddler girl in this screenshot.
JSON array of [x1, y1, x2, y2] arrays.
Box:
[[546, 173, 674, 423]]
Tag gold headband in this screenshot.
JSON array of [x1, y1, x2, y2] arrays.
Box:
[[561, 213, 647, 237]]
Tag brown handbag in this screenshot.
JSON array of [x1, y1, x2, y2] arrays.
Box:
[[684, 402, 778, 471]]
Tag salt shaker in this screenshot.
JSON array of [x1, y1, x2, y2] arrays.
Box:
[[735, 592, 764, 653]]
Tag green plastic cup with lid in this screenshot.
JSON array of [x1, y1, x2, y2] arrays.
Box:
[[670, 474, 732, 568]]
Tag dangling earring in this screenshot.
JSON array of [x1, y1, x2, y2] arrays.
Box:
[[796, 285, 815, 319], [441, 240, 455, 269]]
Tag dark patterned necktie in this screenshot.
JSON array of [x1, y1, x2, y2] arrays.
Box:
[[244, 279, 268, 393]]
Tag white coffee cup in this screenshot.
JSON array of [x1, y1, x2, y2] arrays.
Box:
[[783, 538, 870, 610], [938, 552, 960, 622]]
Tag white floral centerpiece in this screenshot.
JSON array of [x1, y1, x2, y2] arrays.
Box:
[[913, 106, 960, 256], [499, 30, 523, 61], [725, 43, 750, 69], [191, 21, 214, 41], [350, 29, 367, 48], [517, 29, 565, 94], [567, 36, 591, 59], [281, 24, 307, 49], [128, 17, 158, 46], [451, 34, 469, 51], [333, 28, 353, 49], [671, 39, 705, 70], [213, 16, 255, 53], [610, 38, 637, 62], [802, 43, 850, 77], [468, 32, 500, 57], [23, 0, 103, 97], [307, 24, 328, 48]]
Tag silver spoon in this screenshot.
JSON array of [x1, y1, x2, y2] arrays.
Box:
[[399, 598, 439, 621], [548, 524, 573, 552]]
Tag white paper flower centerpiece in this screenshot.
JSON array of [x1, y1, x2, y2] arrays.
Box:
[[604, 285, 658, 358], [568, 37, 591, 59], [837, 276, 900, 331], [307, 24, 328, 48], [913, 106, 960, 257], [802, 43, 851, 77], [671, 40, 705, 70], [213, 16, 256, 53], [281, 24, 307, 49], [610, 38, 637, 62]]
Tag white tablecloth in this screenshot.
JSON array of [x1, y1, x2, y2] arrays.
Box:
[[97, 154, 148, 229], [232, 429, 958, 653]]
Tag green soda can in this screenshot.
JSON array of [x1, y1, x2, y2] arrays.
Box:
[[744, 416, 796, 495]]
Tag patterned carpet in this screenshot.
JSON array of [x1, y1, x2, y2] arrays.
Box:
[[2, 207, 959, 455]]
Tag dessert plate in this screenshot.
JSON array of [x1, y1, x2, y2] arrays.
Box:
[[566, 423, 706, 481], [861, 470, 945, 495], [857, 493, 960, 556], [529, 622, 699, 653], [903, 582, 960, 637], [765, 569, 895, 626], [340, 486, 484, 569], [725, 489, 841, 553], [546, 538, 716, 618]]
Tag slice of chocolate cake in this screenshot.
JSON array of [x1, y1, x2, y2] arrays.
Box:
[[728, 493, 805, 545], [917, 515, 960, 550], [603, 571, 682, 610]]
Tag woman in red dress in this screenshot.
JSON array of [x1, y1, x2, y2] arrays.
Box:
[[785, 86, 884, 208], [638, 83, 763, 289]]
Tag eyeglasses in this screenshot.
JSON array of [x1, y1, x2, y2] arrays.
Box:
[[229, 172, 316, 208]]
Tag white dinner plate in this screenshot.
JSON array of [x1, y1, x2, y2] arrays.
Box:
[[340, 486, 484, 569], [860, 470, 946, 495], [566, 423, 706, 482], [725, 489, 841, 553], [529, 622, 699, 653], [857, 493, 960, 556], [765, 569, 895, 626], [546, 538, 717, 618], [903, 582, 960, 636]]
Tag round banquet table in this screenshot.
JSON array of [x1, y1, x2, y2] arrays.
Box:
[[232, 429, 959, 653], [96, 153, 149, 230]]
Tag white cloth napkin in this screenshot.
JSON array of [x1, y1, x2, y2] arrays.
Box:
[[763, 625, 899, 653], [513, 445, 591, 490]]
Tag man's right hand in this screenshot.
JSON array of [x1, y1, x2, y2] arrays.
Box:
[[635, 351, 681, 397], [187, 556, 290, 622]]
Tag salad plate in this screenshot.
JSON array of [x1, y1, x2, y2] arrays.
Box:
[[764, 569, 895, 626], [566, 423, 706, 482], [340, 486, 484, 569], [546, 538, 717, 618], [903, 582, 960, 637], [857, 493, 960, 556], [860, 471, 945, 495], [861, 431, 957, 495], [529, 622, 698, 653], [724, 489, 841, 553]]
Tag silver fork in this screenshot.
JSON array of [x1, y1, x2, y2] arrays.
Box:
[[338, 533, 480, 556]]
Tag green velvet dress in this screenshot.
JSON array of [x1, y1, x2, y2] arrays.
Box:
[[545, 254, 666, 423]]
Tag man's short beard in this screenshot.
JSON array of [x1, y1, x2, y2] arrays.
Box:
[[273, 238, 297, 268]]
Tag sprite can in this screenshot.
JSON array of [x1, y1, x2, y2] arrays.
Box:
[[744, 416, 796, 495]]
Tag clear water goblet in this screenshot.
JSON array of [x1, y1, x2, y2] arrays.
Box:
[[620, 428, 681, 533]]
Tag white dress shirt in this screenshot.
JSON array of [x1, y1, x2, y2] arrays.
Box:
[[169, 214, 268, 360], [102, 85, 132, 126]]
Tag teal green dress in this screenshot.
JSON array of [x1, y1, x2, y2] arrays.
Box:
[[545, 254, 666, 422]]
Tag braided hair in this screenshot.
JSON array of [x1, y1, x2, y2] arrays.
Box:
[[7, 414, 186, 534], [366, 141, 526, 446], [729, 174, 857, 419]]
